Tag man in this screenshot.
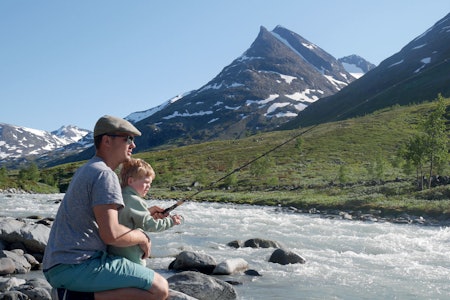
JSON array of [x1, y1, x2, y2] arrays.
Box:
[[43, 115, 169, 300]]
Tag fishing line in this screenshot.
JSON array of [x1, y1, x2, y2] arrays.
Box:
[[163, 58, 450, 214]]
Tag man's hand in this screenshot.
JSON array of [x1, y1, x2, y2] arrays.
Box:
[[138, 231, 151, 259]]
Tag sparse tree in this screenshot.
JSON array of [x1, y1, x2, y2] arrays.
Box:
[[18, 162, 40, 182], [400, 94, 448, 190], [421, 94, 448, 188], [400, 135, 427, 189]]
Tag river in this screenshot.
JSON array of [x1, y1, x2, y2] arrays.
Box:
[[1, 193, 450, 299]]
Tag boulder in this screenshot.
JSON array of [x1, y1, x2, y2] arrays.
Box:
[[2, 250, 31, 274], [0, 217, 50, 253], [14, 278, 52, 300], [0, 257, 16, 275], [0, 277, 26, 292], [168, 271, 237, 300], [169, 251, 217, 275], [213, 258, 249, 275], [268, 248, 306, 265], [243, 238, 281, 248], [18, 287, 52, 300], [23, 254, 40, 270], [226, 240, 242, 248], [0, 290, 29, 299], [169, 289, 199, 300]]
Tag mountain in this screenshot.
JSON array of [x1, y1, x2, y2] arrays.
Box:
[[2, 25, 374, 167], [127, 25, 357, 151], [339, 54, 376, 79], [283, 12, 450, 129], [0, 124, 91, 168]]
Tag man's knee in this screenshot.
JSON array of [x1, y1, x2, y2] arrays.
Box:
[[150, 274, 169, 299]]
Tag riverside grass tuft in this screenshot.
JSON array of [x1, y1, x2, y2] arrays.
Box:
[[40, 98, 450, 219]]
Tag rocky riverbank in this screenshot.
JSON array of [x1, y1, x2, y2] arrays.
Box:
[[0, 216, 305, 300], [277, 206, 450, 227]]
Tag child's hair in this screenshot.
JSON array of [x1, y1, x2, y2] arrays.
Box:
[[120, 158, 155, 188]]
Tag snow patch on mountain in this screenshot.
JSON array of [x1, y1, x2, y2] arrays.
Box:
[[0, 123, 90, 162], [126, 92, 191, 123]]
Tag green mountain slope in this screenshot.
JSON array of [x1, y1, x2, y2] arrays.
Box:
[[42, 98, 450, 218]]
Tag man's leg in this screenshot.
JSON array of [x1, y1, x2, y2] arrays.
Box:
[[94, 273, 169, 300]]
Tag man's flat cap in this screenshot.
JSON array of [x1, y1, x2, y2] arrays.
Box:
[[93, 115, 141, 137]]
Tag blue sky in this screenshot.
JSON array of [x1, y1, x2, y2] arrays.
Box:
[[1, 0, 449, 132]]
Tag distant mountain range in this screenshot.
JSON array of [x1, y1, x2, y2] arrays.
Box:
[[1, 12, 449, 168], [0, 124, 90, 168]]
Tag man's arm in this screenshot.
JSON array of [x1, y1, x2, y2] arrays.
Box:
[[93, 204, 151, 258]]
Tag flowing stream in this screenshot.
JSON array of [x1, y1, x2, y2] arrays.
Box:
[[1, 193, 450, 299]]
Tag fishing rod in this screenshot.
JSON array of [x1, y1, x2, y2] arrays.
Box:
[[162, 57, 450, 214]]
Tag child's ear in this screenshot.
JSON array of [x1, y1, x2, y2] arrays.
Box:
[[127, 177, 134, 185]]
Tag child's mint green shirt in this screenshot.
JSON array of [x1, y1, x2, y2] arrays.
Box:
[[108, 186, 175, 265]]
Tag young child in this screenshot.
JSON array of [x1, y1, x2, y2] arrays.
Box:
[[108, 158, 182, 265]]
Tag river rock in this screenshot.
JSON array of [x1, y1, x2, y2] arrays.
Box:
[[269, 248, 306, 265], [0, 290, 29, 299], [169, 251, 217, 275], [0, 257, 16, 275], [168, 271, 237, 300], [0, 277, 26, 292], [226, 240, 242, 248], [2, 250, 31, 274], [169, 289, 199, 300], [243, 238, 281, 248], [0, 217, 50, 253], [0, 277, 52, 300], [14, 278, 52, 300], [213, 258, 249, 275]]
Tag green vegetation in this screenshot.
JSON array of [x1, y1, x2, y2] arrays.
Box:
[[2, 95, 450, 218], [0, 163, 59, 193]]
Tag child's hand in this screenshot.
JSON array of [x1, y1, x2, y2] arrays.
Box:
[[148, 205, 168, 219], [171, 214, 183, 225]]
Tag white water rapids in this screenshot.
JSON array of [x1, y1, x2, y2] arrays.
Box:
[[1, 193, 450, 299]]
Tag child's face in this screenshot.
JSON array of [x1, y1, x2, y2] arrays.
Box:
[[128, 176, 153, 197]]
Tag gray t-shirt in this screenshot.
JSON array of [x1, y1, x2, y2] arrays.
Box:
[[43, 156, 124, 269]]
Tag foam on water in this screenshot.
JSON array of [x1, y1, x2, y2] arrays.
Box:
[[2, 194, 450, 299]]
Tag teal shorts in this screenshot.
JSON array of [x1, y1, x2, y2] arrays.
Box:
[[44, 251, 155, 292]]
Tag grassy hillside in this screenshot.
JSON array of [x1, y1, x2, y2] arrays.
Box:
[[40, 99, 450, 217]]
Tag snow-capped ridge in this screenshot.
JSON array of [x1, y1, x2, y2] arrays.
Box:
[[0, 123, 92, 165], [126, 91, 192, 123]]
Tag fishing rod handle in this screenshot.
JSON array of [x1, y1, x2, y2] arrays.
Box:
[[163, 204, 177, 214]]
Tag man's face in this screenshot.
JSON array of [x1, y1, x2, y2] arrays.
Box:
[[107, 134, 136, 163]]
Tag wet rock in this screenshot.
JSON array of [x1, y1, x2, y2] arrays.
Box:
[[0, 290, 29, 299], [0, 257, 16, 275], [169, 289, 199, 300], [2, 250, 31, 274], [269, 248, 306, 265], [213, 258, 248, 275], [0, 217, 50, 254], [169, 251, 217, 275], [244, 269, 262, 276], [243, 238, 281, 248], [226, 240, 242, 248], [18, 287, 51, 300], [168, 271, 237, 300], [0, 277, 26, 292]]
